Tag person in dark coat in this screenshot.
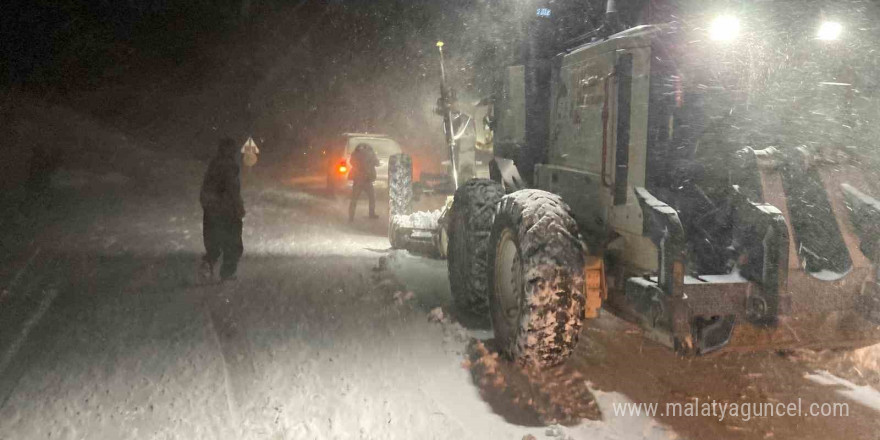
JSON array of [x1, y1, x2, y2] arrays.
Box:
[[200, 138, 245, 281], [348, 143, 380, 221]]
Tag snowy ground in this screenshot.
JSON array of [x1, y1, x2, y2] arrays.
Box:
[[2, 109, 880, 439]]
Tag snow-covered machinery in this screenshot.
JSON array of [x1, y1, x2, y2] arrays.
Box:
[[393, 1, 880, 368], [388, 153, 451, 258], [387, 40, 493, 259]]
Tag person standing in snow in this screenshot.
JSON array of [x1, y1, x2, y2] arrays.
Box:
[[348, 143, 380, 222], [200, 138, 245, 282]]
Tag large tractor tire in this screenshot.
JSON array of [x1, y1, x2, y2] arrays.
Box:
[[388, 154, 413, 248], [447, 179, 504, 316], [488, 189, 586, 368]]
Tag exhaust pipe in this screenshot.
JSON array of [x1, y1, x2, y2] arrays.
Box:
[[599, 0, 621, 38], [557, 0, 626, 49], [606, 0, 618, 17]]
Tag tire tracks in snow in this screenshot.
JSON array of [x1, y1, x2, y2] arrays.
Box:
[[0, 247, 41, 305], [202, 286, 257, 437], [204, 306, 242, 433], [0, 248, 60, 412], [0, 287, 59, 411]]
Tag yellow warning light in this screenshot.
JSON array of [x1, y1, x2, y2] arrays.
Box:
[[436, 41, 444, 48]]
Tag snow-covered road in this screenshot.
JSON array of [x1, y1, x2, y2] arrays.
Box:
[[1, 161, 880, 440]]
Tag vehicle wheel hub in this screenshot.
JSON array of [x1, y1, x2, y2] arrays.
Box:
[[494, 228, 522, 344]]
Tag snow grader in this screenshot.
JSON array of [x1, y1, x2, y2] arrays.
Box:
[[389, 0, 880, 367]]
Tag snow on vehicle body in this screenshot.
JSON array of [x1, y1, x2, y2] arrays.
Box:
[[392, 1, 880, 367]]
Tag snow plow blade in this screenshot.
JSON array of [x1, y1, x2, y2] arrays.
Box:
[[623, 150, 880, 355], [721, 178, 880, 352], [723, 150, 880, 352]]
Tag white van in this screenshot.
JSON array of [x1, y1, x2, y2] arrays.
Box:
[[326, 133, 403, 191]]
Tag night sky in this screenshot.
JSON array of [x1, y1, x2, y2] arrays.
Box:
[[3, 0, 489, 160], [4, 0, 880, 162], [1, 0, 620, 161]]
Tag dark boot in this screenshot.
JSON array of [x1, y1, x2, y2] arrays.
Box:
[[199, 260, 214, 281], [349, 181, 364, 221], [218, 218, 243, 280], [366, 183, 377, 218]]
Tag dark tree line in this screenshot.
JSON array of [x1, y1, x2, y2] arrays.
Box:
[[1, 0, 264, 88]]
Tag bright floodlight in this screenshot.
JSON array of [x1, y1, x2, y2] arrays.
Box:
[[817, 21, 842, 40], [710, 15, 740, 41]]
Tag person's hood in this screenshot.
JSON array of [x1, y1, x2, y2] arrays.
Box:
[[216, 138, 238, 159]]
